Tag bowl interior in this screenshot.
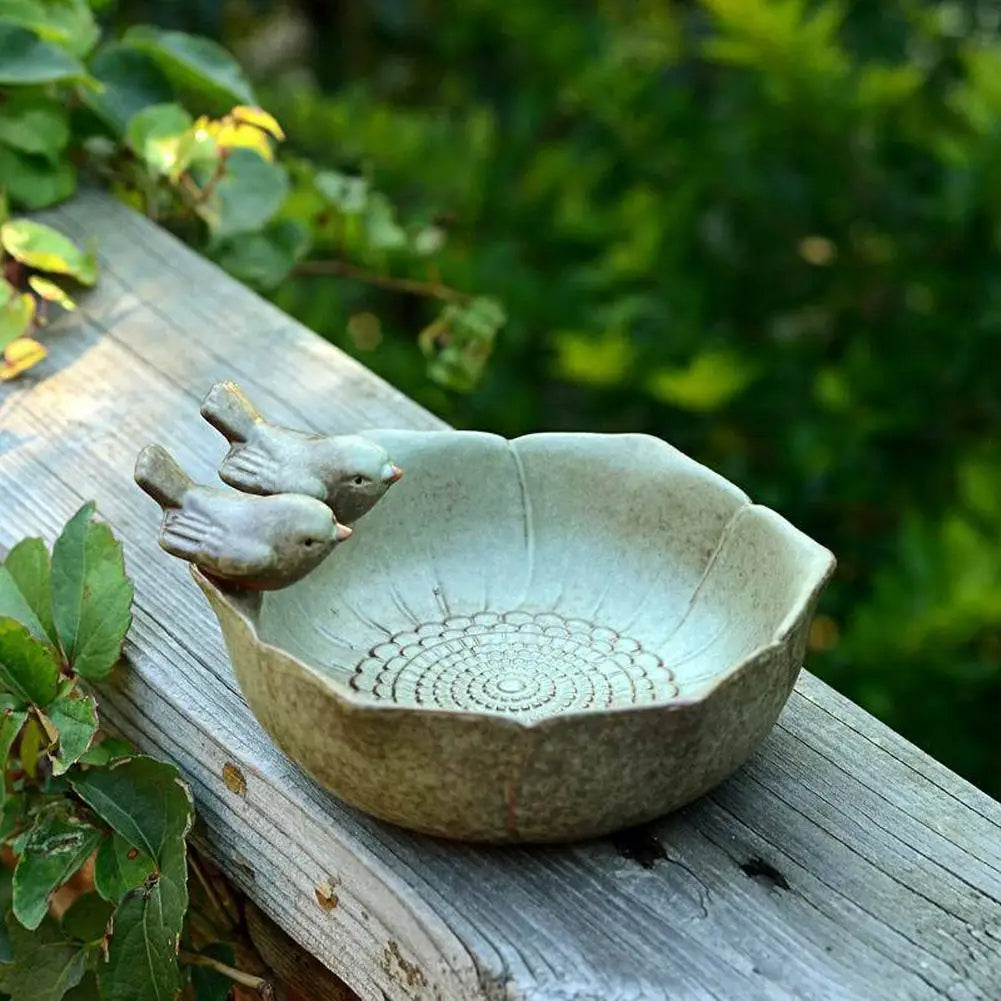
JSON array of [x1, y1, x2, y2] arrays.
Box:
[[255, 431, 830, 721]]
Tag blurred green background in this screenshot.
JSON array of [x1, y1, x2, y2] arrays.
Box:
[[114, 0, 999, 796]]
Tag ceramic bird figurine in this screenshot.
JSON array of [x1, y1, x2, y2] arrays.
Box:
[[200, 381, 403, 525], [134, 444, 351, 590]]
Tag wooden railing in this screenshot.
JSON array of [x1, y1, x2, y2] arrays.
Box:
[[1, 191, 998, 1001]]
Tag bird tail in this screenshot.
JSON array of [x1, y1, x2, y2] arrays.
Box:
[[135, 444, 193, 509], [200, 381, 262, 443]]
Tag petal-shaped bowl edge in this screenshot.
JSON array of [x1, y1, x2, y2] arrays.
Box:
[[192, 431, 835, 841]]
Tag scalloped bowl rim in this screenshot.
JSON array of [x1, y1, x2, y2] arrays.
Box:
[[195, 430, 836, 732]]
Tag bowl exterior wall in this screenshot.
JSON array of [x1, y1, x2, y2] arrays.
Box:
[[203, 576, 814, 842]]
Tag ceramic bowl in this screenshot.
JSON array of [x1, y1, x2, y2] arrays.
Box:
[[195, 431, 834, 842]]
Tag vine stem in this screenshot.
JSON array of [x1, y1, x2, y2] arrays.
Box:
[[292, 258, 469, 304], [179, 952, 273, 995]]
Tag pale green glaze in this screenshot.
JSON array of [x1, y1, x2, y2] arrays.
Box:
[[194, 430, 835, 842]]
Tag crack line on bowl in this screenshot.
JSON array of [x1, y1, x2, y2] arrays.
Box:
[[508, 443, 536, 606]]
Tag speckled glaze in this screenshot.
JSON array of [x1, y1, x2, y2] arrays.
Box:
[[194, 430, 835, 842]]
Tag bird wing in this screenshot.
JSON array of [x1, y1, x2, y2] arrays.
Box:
[[161, 496, 273, 578], [159, 504, 226, 562], [219, 432, 327, 499]]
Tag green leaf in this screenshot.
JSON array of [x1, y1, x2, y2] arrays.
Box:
[[314, 170, 368, 214], [364, 193, 407, 250], [78, 737, 133, 768], [0, 0, 99, 58], [646, 349, 759, 412], [553, 328, 635, 388], [198, 147, 289, 238], [189, 943, 235, 1001], [419, 296, 506, 392], [16, 718, 42, 781], [122, 26, 255, 107], [125, 103, 193, 177], [3, 538, 55, 644], [44, 687, 97, 775], [81, 760, 194, 1001], [0, 145, 75, 210], [60, 893, 113, 944], [50, 502, 134, 682], [27, 276, 75, 311], [0, 565, 47, 642], [0, 618, 59, 706], [83, 44, 174, 136], [0, 21, 87, 83], [71, 756, 193, 861], [12, 812, 102, 930], [0, 95, 68, 161], [0, 294, 34, 352], [93, 832, 154, 903], [0, 221, 97, 286], [212, 218, 309, 289], [0, 913, 86, 1001], [71, 759, 191, 1001], [62, 972, 99, 1001], [0, 694, 28, 806], [99, 840, 186, 1001]]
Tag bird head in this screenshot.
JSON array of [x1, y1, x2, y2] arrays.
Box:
[[324, 436, 403, 524], [267, 494, 352, 586]]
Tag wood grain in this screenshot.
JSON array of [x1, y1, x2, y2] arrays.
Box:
[[1, 191, 998, 1001]]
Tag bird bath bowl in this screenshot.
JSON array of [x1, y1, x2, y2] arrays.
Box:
[[194, 430, 834, 842]]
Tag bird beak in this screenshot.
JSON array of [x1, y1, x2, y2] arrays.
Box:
[[334, 522, 353, 542], [386, 465, 404, 484]]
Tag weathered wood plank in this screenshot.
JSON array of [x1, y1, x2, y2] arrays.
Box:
[[1, 191, 999, 1001]]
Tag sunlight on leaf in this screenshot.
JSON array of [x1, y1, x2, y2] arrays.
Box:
[[0, 337, 47, 380], [553, 328, 635, 387], [28, 276, 75, 311], [193, 114, 273, 161], [646, 349, 758, 412], [125, 103, 194, 177], [232, 105, 285, 139], [0, 219, 97, 285]]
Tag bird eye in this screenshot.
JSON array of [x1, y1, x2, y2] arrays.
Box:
[[303, 538, 316, 548], [352, 475, 367, 486]]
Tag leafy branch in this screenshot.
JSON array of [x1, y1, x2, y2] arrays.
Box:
[[0, 506, 271, 1001], [0, 3, 506, 391]]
